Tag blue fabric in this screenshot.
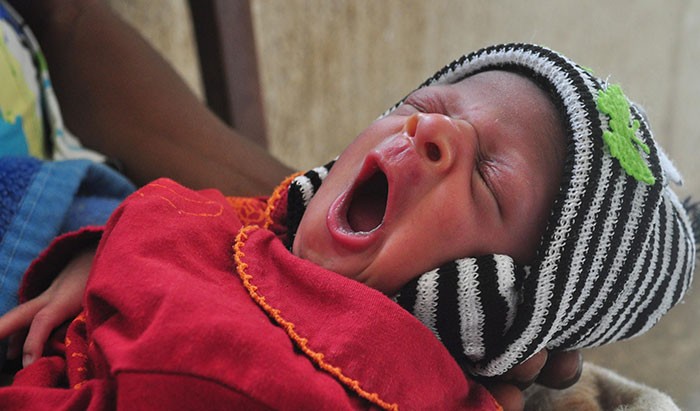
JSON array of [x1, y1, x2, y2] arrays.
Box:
[[61, 196, 124, 233], [0, 156, 40, 240], [0, 157, 135, 315], [0, 116, 29, 157]]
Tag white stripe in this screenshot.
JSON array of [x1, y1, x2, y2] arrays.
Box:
[[294, 175, 315, 207], [612, 204, 664, 340], [455, 259, 485, 362], [593, 202, 658, 346], [313, 166, 328, 181], [622, 199, 675, 339], [493, 255, 518, 330], [667, 188, 697, 293], [550, 155, 613, 345], [549, 158, 623, 347], [413, 269, 440, 338], [640, 206, 688, 334], [577, 183, 651, 347]]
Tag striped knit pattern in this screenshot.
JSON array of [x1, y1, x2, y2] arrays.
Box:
[[288, 43, 696, 377]]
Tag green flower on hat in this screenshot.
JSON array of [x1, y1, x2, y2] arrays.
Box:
[[596, 84, 656, 185]]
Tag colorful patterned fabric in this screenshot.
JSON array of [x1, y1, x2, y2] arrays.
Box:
[[0, 0, 103, 161]]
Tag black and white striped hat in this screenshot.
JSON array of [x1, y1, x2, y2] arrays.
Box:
[[287, 43, 696, 377]]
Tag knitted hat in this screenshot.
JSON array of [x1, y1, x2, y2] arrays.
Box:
[[287, 43, 696, 377]]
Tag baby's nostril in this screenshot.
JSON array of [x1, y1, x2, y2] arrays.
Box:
[[426, 142, 441, 162]]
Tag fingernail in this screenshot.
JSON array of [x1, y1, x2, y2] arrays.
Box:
[[557, 352, 583, 389], [22, 354, 33, 368]]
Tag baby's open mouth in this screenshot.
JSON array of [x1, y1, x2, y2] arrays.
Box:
[[346, 169, 388, 233]]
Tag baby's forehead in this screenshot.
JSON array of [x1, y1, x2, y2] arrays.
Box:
[[446, 70, 561, 123], [451, 70, 554, 106], [449, 70, 567, 161]]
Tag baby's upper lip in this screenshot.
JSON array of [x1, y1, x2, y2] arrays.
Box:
[[346, 159, 389, 233]]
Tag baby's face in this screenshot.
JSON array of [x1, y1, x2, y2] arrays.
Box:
[[293, 70, 566, 294]]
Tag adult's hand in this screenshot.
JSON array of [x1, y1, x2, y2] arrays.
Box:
[[13, 0, 293, 196], [484, 349, 583, 411], [0, 248, 94, 368]]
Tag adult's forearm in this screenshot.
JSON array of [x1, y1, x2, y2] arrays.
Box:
[[18, 0, 292, 195]]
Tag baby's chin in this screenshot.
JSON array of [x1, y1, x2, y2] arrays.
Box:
[[292, 235, 393, 292]]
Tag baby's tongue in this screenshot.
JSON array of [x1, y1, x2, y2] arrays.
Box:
[[347, 172, 388, 233]]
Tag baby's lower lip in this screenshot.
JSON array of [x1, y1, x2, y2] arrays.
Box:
[[326, 193, 380, 251], [326, 164, 387, 251]]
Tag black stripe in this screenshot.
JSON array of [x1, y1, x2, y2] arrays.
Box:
[[667, 213, 685, 307], [475, 256, 509, 362], [617, 202, 665, 340], [305, 169, 323, 193], [548, 161, 620, 344], [561, 171, 638, 348], [586, 182, 662, 347], [285, 179, 306, 247], [624, 200, 674, 338], [615, 213, 661, 343], [672, 202, 695, 298], [497, 55, 605, 362], [595, 211, 657, 346], [284, 162, 335, 248], [395, 276, 419, 314]]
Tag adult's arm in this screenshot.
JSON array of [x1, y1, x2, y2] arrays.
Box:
[[14, 0, 293, 196]]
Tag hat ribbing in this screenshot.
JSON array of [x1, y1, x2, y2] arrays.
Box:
[[287, 43, 696, 377]]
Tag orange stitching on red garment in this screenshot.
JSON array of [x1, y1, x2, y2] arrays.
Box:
[[137, 182, 224, 217], [233, 226, 399, 411], [263, 172, 304, 229]]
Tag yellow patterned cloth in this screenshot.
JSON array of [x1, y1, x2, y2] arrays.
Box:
[[0, 0, 103, 161]]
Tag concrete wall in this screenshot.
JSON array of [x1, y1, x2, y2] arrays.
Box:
[[109, 1, 700, 408]]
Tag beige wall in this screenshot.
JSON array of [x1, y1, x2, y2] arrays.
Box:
[[251, 0, 700, 200], [110, 1, 699, 408], [109, 0, 700, 200]]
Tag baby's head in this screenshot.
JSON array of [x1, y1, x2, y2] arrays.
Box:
[[287, 43, 696, 376], [293, 69, 566, 293]]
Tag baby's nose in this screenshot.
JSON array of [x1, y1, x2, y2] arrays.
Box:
[[403, 113, 474, 173]]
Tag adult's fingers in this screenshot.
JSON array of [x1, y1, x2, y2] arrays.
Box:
[[536, 350, 583, 389], [503, 349, 548, 388], [485, 382, 524, 411]]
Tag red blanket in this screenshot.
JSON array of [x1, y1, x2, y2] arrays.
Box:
[[1, 178, 499, 410]]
